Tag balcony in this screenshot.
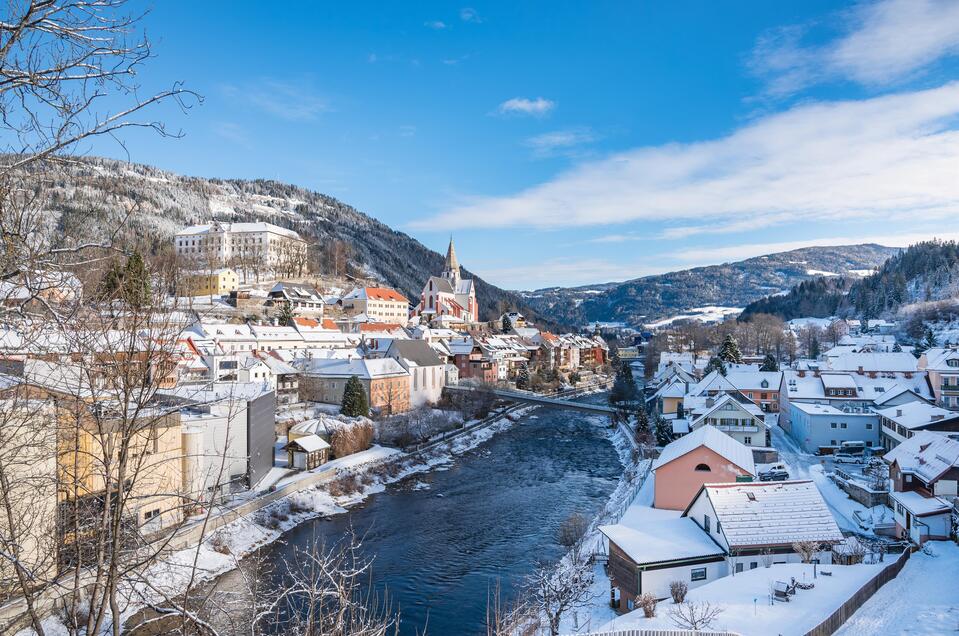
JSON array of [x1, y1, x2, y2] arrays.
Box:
[[941, 383, 959, 393]]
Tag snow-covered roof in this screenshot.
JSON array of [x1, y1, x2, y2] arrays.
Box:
[[827, 352, 919, 373], [784, 370, 933, 403], [176, 220, 302, 241], [789, 402, 874, 417], [921, 347, 959, 372], [342, 286, 409, 303], [875, 401, 959, 430], [725, 371, 783, 391], [691, 480, 843, 549], [300, 357, 409, 380], [820, 373, 859, 390], [599, 518, 724, 566], [653, 425, 755, 474], [890, 490, 952, 517], [884, 431, 959, 485], [287, 433, 331, 453]]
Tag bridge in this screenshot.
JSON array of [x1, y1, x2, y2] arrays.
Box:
[[444, 384, 621, 415]]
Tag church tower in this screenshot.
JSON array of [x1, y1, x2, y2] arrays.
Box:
[[442, 237, 461, 284]]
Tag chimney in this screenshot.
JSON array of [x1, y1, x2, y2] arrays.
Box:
[[798, 369, 806, 378], [857, 366, 864, 375]]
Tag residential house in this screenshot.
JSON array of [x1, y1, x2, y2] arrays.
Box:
[[788, 402, 879, 453], [341, 287, 410, 323], [299, 357, 411, 414], [285, 434, 331, 471], [919, 347, 959, 409], [884, 431, 958, 544], [600, 519, 727, 610], [267, 282, 325, 315], [386, 339, 447, 407], [258, 353, 300, 404], [876, 401, 959, 451], [652, 426, 756, 510], [686, 392, 770, 447], [250, 324, 306, 352], [181, 267, 239, 297], [683, 481, 843, 572]]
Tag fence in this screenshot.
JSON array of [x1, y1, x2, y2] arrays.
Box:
[[802, 547, 912, 636], [565, 629, 740, 636]]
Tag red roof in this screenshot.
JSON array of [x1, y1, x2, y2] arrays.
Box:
[[321, 319, 338, 330], [365, 287, 409, 303], [294, 317, 320, 328], [359, 322, 403, 333]]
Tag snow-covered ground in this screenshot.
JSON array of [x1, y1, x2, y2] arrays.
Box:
[[806, 269, 838, 277], [598, 561, 887, 636], [835, 541, 959, 635], [646, 306, 743, 329]]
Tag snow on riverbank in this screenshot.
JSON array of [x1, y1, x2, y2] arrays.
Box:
[[600, 561, 887, 636]]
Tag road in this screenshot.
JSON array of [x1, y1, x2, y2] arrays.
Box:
[[770, 424, 869, 533]]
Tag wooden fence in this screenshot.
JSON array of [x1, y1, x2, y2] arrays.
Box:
[[802, 547, 912, 636], [565, 629, 740, 636]]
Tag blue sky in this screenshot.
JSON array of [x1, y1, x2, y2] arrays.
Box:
[[99, 1, 959, 289]]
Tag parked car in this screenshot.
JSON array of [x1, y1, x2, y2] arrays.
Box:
[[759, 465, 790, 481], [833, 453, 866, 464]]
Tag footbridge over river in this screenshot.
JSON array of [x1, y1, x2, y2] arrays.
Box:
[[443, 384, 622, 415]]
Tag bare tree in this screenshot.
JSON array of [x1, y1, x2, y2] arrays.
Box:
[[792, 541, 822, 564], [525, 556, 593, 636], [668, 600, 724, 631]]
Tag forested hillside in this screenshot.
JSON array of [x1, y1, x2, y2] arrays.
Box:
[[34, 157, 536, 323], [522, 245, 897, 326], [740, 241, 959, 321]]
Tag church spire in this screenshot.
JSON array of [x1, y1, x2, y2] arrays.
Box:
[[443, 236, 461, 283]]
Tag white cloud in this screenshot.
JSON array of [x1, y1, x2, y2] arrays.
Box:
[[424, 20, 447, 30], [496, 97, 555, 117], [460, 7, 482, 23], [524, 128, 597, 157], [223, 79, 328, 121], [751, 0, 959, 95], [414, 83, 959, 232]]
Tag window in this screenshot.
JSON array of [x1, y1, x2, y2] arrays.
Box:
[[703, 515, 711, 533], [743, 436, 752, 445], [716, 521, 721, 534], [831, 439, 837, 445], [841, 422, 847, 429], [750, 562, 758, 570], [831, 422, 838, 429], [905, 474, 912, 483], [694, 463, 712, 472], [144, 509, 160, 521], [691, 568, 707, 582], [866, 423, 873, 429], [735, 562, 744, 573]]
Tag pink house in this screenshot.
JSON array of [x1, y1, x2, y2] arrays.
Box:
[[653, 426, 756, 510]]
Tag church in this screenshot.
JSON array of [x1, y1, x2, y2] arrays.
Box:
[[415, 238, 479, 324]]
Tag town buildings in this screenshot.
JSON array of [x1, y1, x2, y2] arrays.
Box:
[[175, 220, 307, 273], [884, 431, 959, 544], [919, 347, 959, 409], [341, 287, 410, 323]]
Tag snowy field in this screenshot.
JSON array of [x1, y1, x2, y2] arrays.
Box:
[[598, 561, 887, 636], [835, 541, 959, 635], [646, 306, 743, 329]]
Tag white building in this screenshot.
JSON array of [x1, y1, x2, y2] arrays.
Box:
[[174, 220, 307, 272], [341, 287, 410, 324]]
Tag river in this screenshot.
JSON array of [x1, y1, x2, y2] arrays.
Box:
[[212, 394, 623, 635]]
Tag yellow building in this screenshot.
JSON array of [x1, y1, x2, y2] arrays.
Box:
[[182, 267, 239, 297]]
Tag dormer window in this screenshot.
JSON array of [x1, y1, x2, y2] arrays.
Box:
[[761, 379, 769, 388], [948, 359, 959, 368]]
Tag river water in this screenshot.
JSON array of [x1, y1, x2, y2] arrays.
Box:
[[216, 394, 623, 635]]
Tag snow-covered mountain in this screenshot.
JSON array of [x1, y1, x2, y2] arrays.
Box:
[[520, 245, 899, 327], [35, 157, 539, 323]]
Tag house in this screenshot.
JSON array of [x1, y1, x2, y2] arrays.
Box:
[[884, 431, 958, 544], [341, 287, 410, 323], [686, 392, 770, 447], [285, 434, 331, 471], [267, 282, 325, 315], [919, 347, 959, 409], [652, 426, 756, 510], [298, 357, 411, 414], [788, 402, 879, 454], [449, 337, 498, 383], [386, 339, 447, 407], [876, 401, 959, 451], [180, 267, 239, 297], [414, 238, 479, 324], [600, 519, 727, 611], [682, 480, 843, 572], [724, 371, 784, 413], [257, 353, 300, 404], [250, 324, 306, 351], [825, 351, 919, 374]]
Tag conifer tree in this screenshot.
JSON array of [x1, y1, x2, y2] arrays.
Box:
[[634, 408, 652, 446], [653, 412, 673, 446], [516, 364, 531, 390], [501, 314, 512, 333], [704, 356, 727, 377], [809, 334, 821, 359], [122, 249, 151, 308], [717, 334, 743, 364], [277, 301, 296, 326], [341, 375, 369, 417], [759, 353, 779, 372], [609, 361, 638, 404]]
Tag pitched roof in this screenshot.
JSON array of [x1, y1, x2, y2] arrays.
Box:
[[444, 237, 459, 272], [599, 518, 724, 566], [875, 401, 959, 430], [388, 339, 444, 367], [884, 430, 959, 484], [286, 433, 331, 453], [653, 425, 756, 474], [343, 287, 409, 303], [176, 221, 302, 240], [689, 480, 843, 549], [828, 352, 919, 373]]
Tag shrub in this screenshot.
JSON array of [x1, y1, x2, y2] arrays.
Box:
[[210, 534, 231, 555], [328, 473, 361, 498], [330, 420, 374, 457], [638, 592, 658, 618], [288, 499, 312, 515], [669, 580, 688, 603]]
